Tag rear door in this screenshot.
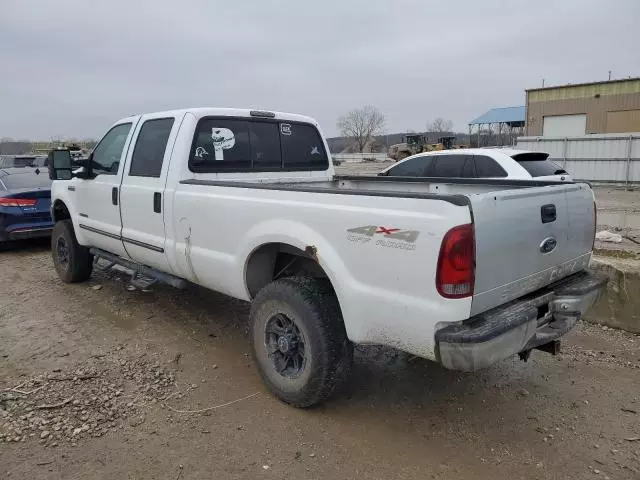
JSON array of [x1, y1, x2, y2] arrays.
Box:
[[119, 113, 181, 271], [470, 183, 595, 315]]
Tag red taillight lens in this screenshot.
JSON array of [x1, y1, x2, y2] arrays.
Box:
[[0, 197, 37, 207], [592, 201, 597, 250], [436, 224, 475, 299]]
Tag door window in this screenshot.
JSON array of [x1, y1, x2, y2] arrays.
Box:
[[91, 123, 132, 175], [129, 118, 175, 177], [429, 155, 475, 178], [387, 156, 433, 176]]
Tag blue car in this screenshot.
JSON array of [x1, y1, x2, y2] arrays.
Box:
[[0, 167, 53, 245]]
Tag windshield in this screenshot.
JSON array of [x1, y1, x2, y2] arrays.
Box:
[[511, 152, 567, 177]]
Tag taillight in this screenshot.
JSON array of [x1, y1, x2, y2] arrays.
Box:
[[0, 197, 37, 207], [436, 224, 475, 299], [592, 201, 597, 250]]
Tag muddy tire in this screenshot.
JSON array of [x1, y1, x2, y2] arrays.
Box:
[[250, 277, 353, 408], [51, 220, 93, 283]]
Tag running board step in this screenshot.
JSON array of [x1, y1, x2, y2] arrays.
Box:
[[89, 248, 188, 290], [130, 273, 157, 290]]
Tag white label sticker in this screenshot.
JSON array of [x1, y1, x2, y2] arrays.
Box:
[[280, 123, 292, 135], [211, 127, 235, 161]]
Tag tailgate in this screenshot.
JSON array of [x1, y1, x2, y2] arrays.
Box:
[[469, 183, 595, 315]]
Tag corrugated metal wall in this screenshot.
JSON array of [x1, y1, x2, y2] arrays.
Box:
[[517, 134, 640, 183], [525, 79, 640, 136]]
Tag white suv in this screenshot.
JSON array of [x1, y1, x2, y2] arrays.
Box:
[[380, 148, 572, 182]]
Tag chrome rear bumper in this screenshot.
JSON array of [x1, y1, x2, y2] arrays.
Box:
[[435, 270, 608, 372]]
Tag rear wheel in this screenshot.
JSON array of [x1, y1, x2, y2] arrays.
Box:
[[250, 277, 353, 407], [51, 220, 93, 283]]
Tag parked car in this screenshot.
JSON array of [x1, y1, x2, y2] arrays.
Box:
[[0, 155, 47, 169], [0, 167, 53, 245], [47, 108, 605, 407], [379, 148, 571, 182]]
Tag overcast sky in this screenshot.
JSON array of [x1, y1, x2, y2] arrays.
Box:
[[1, 0, 639, 140]]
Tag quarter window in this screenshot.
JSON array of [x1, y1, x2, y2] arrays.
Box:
[[474, 155, 508, 177], [129, 118, 174, 177]]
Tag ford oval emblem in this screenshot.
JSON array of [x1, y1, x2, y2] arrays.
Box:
[[540, 237, 558, 254]]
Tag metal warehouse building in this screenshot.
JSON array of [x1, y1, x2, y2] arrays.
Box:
[[525, 77, 640, 136]]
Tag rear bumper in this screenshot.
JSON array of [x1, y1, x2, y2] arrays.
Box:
[[435, 270, 608, 372]]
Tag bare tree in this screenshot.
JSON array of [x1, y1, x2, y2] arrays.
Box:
[[427, 117, 453, 133], [337, 106, 385, 153]]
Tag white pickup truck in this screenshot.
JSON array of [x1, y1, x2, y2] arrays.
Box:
[[48, 108, 606, 407]]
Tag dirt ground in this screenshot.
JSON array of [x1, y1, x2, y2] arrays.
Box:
[[1, 241, 640, 480]]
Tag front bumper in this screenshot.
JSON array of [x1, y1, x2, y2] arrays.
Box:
[[435, 270, 608, 372]]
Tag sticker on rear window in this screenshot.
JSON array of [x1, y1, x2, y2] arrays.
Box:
[[211, 127, 235, 161], [280, 123, 292, 136]]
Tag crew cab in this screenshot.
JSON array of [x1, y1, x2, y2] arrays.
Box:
[[380, 148, 571, 182], [48, 108, 606, 407]]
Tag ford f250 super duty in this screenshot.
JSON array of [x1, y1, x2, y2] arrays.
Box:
[[47, 108, 607, 407]]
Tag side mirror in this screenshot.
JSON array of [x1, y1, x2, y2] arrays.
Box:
[[75, 153, 93, 179], [48, 149, 73, 180]]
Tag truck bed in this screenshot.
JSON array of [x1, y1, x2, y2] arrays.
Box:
[[182, 174, 572, 204], [181, 174, 595, 317]]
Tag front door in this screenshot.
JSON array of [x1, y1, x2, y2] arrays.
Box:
[[74, 121, 138, 257], [119, 114, 180, 272]]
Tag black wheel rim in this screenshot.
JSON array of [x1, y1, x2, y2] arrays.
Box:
[[265, 313, 306, 378], [56, 236, 70, 270]]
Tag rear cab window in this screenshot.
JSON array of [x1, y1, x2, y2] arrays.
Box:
[[511, 152, 566, 177], [189, 117, 329, 172]]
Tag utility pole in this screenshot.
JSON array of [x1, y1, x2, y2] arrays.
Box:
[[608, 70, 612, 81], [542, 78, 545, 87]]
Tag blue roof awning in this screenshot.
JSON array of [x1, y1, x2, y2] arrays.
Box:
[[469, 106, 525, 125]]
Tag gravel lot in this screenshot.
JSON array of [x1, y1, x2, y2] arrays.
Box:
[[1, 240, 640, 479]]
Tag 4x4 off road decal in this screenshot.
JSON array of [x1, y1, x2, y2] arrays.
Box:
[[346, 225, 419, 251]]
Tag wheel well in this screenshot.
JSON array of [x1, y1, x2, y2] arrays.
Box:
[[245, 243, 331, 299], [52, 200, 71, 223]]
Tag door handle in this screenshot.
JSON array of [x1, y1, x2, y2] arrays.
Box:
[[112, 187, 118, 205], [153, 192, 161, 213], [541, 204, 556, 223]]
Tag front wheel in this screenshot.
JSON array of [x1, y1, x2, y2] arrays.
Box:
[[51, 220, 93, 283], [250, 277, 353, 407]]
